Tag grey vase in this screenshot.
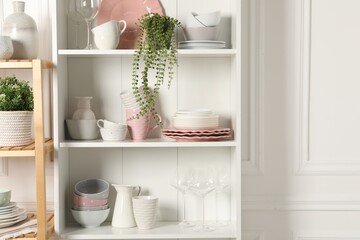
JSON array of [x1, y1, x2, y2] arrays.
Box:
[[2, 1, 38, 59]]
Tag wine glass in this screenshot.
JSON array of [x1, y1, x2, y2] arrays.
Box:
[[66, 0, 84, 49], [213, 169, 230, 227], [170, 168, 195, 227], [75, 0, 102, 49], [189, 168, 216, 232]]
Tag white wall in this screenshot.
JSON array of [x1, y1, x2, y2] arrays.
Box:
[[242, 0, 360, 239], [0, 0, 53, 211]]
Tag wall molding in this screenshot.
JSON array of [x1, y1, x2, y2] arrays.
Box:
[[295, 0, 360, 175], [242, 0, 265, 176], [0, 158, 8, 177], [243, 195, 360, 211]]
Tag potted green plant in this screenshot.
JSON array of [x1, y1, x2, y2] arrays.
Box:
[[0, 76, 34, 146], [131, 13, 182, 126]]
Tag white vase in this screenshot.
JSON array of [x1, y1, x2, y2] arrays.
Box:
[[72, 97, 96, 120], [2, 1, 38, 59]]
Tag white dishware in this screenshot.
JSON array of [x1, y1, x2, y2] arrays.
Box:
[[100, 127, 128, 141], [132, 196, 158, 230], [0, 36, 13, 60], [120, 87, 144, 109], [172, 115, 219, 129], [71, 208, 110, 228], [74, 179, 110, 199], [75, 0, 102, 49], [178, 40, 226, 49], [66, 119, 99, 140], [184, 26, 218, 41], [112, 184, 141, 228], [193, 11, 221, 27], [97, 119, 127, 130], [0, 189, 11, 207], [92, 20, 127, 49]]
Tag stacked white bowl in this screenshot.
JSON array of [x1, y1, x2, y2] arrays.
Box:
[[172, 109, 219, 129], [184, 11, 221, 41], [71, 179, 110, 228]]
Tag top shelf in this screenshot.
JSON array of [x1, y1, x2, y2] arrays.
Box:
[[58, 49, 238, 57]]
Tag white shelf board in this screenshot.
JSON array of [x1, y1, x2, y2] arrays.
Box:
[[60, 138, 237, 148], [62, 221, 236, 239], [58, 49, 237, 57]]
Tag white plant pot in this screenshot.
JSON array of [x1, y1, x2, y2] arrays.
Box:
[[0, 111, 33, 146]]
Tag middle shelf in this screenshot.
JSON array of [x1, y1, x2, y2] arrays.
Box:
[[60, 139, 237, 148]]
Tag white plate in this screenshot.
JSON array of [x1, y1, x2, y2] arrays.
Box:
[[0, 213, 27, 224], [0, 214, 27, 228], [0, 202, 16, 211], [0, 208, 26, 220], [178, 40, 226, 49]]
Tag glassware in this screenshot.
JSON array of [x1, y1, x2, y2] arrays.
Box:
[[189, 168, 216, 232], [170, 169, 195, 227], [66, 0, 84, 49], [213, 169, 230, 227], [75, 0, 102, 49]]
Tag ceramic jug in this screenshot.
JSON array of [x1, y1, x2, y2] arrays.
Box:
[[112, 184, 141, 228]]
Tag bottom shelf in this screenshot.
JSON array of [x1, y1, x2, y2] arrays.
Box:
[[61, 221, 236, 239]]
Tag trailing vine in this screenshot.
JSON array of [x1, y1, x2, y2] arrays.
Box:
[[132, 13, 182, 127]]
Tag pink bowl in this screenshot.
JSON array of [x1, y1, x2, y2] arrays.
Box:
[[73, 193, 108, 208]]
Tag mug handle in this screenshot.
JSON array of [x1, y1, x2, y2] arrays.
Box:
[[97, 119, 105, 129], [149, 114, 162, 132], [135, 186, 142, 196], [118, 20, 127, 35]]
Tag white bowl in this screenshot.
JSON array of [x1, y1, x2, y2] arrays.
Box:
[[66, 119, 99, 140], [74, 179, 110, 199], [193, 11, 221, 27], [0, 189, 11, 207], [100, 127, 128, 141], [185, 14, 206, 28], [173, 115, 219, 129], [184, 27, 218, 41], [71, 208, 110, 228]]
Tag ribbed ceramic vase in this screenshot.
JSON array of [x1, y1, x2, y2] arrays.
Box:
[[2, 1, 38, 59]]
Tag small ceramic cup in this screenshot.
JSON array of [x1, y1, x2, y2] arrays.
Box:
[[0, 36, 13, 60], [97, 119, 127, 130], [92, 20, 127, 49], [132, 196, 158, 230], [100, 127, 128, 141]]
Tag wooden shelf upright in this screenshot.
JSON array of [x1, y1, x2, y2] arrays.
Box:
[[0, 59, 54, 240]]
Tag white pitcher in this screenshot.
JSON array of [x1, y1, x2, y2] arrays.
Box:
[[112, 184, 141, 228]]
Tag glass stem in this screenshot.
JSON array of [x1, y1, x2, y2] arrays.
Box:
[[74, 23, 79, 49], [215, 190, 218, 224], [85, 19, 92, 49], [182, 192, 186, 222], [201, 196, 205, 227]]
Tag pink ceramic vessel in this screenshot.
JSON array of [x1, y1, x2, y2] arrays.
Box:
[[73, 193, 108, 208]]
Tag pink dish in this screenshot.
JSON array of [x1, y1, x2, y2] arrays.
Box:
[[73, 194, 108, 208], [96, 0, 164, 49]]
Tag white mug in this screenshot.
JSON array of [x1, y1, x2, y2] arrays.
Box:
[[92, 20, 127, 49], [97, 119, 126, 130]]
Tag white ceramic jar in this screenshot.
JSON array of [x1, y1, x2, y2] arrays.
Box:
[[72, 97, 96, 120], [2, 1, 38, 59]]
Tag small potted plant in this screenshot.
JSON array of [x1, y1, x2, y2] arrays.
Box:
[[131, 13, 182, 126], [0, 76, 34, 146]]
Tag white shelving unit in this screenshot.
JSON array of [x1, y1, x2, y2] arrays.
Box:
[[51, 0, 241, 239]]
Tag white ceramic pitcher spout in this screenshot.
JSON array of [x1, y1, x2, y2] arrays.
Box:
[[111, 184, 141, 228]]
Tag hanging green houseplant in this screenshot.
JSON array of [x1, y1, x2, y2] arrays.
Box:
[[132, 13, 182, 126]]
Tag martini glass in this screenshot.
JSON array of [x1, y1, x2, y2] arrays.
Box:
[[75, 0, 102, 49]]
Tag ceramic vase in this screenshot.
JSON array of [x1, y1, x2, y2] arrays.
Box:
[[2, 1, 38, 59], [72, 97, 96, 120]]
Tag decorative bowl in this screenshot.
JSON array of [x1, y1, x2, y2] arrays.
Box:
[[71, 208, 110, 228], [0, 189, 11, 207], [73, 193, 108, 208], [74, 179, 110, 199], [66, 119, 99, 140], [184, 27, 218, 41]]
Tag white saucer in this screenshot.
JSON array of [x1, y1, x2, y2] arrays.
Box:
[[178, 40, 226, 49]]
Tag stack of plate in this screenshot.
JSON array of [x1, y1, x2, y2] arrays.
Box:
[[163, 109, 232, 141], [178, 40, 226, 49], [172, 109, 219, 129], [162, 128, 232, 142], [0, 202, 27, 228]]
